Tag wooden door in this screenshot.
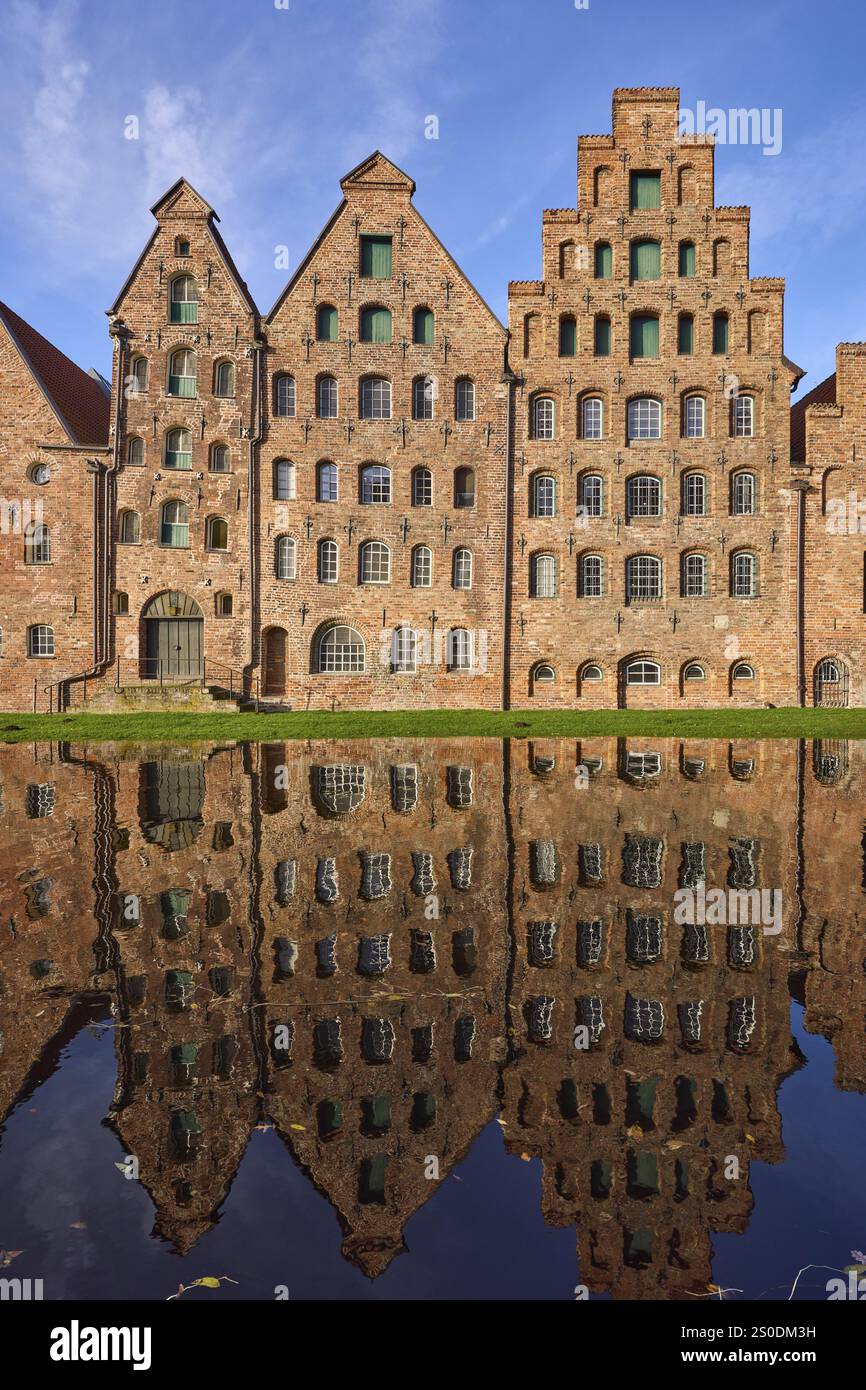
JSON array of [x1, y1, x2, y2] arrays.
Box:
[[264, 628, 287, 695]]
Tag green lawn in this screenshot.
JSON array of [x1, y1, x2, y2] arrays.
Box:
[[1, 706, 865, 744]]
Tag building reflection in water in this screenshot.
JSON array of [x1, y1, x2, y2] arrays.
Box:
[[0, 735, 863, 1297]]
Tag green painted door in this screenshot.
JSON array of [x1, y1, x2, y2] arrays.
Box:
[[146, 619, 203, 678]]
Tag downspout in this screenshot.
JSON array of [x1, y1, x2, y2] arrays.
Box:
[[793, 478, 808, 708], [244, 326, 265, 700], [500, 337, 516, 712]]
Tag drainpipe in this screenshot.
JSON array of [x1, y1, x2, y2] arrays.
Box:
[[500, 340, 516, 712], [244, 328, 266, 700], [792, 478, 808, 708]]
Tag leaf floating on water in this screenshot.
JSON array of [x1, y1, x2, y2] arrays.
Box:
[[0, 1250, 23, 1268], [69, 1221, 87, 1231], [167, 1274, 239, 1300], [197, 1277, 222, 1288], [289, 1124, 306, 1132]]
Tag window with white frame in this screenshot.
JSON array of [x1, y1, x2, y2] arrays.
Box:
[[581, 473, 603, 517], [411, 544, 432, 587], [448, 628, 472, 670], [533, 474, 556, 517], [275, 535, 297, 580], [413, 375, 435, 420], [627, 474, 662, 518], [734, 393, 755, 437], [24, 522, 51, 564], [732, 471, 756, 515], [318, 375, 338, 418], [317, 461, 338, 501], [317, 626, 365, 674], [580, 553, 604, 598], [582, 396, 603, 440], [127, 436, 144, 466], [627, 397, 662, 440], [210, 443, 230, 473], [318, 538, 338, 583], [683, 471, 707, 516], [412, 467, 432, 507], [392, 626, 417, 673], [214, 360, 234, 397], [130, 356, 148, 393], [28, 624, 54, 658], [682, 552, 708, 597], [360, 377, 391, 419], [164, 428, 191, 470], [360, 464, 391, 504], [274, 374, 296, 417], [627, 555, 662, 601], [532, 552, 557, 598], [273, 459, 296, 500], [731, 551, 757, 597], [361, 540, 390, 583], [684, 395, 706, 438], [533, 396, 555, 440], [455, 378, 475, 421], [168, 348, 196, 397], [452, 547, 473, 589], [170, 274, 197, 323]]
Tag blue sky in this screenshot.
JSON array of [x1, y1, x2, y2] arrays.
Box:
[[1, 0, 863, 397]]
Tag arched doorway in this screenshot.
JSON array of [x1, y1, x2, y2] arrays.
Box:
[[142, 591, 203, 680], [814, 657, 849, 708], [263, 627, 288, 696]]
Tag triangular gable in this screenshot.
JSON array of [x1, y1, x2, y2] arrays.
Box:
[[0, 301, 110, 445], [340, 150, 416, 195]]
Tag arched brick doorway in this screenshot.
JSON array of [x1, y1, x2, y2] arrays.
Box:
[[142, 591, 203, 680]]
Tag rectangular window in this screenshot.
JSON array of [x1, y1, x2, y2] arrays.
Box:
[[360, 235, 393, 278], [630, 315, 659, 359], [594, 317, 611, 356], [678, 315, 694, 355], [678, 242, 696, 277], [594, 243, 612, 278], [630, 171, 661, 210], [631, 241, 661, 280]]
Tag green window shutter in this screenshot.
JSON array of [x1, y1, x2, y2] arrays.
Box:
[[631, 172, 660, 210], [679, 242, 696, 277], [594, 242, 612, 278], [317, 305, 338, 341], [361, 307, 392, 343], [713, 314, 729, 354], [594, 317, 611, 357], [678, 315, 694, 354], [631, 240, 660, 280], [559, 318, 577, 356], [414, 308, 434, 344], [361, 235, 392, 278], [631, 315, 659, 358]]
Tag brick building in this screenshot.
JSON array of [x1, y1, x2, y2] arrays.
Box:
[[0, 87, 861, 713]]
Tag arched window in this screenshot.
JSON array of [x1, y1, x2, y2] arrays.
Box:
[[24, 522, 51, 564], [392, 625, 417, 673], [113, 591, 129, 616], [317, 375, 338, 418], [732, 662, 755, 680], [533, 663, 556, 686], [454, 466, 475, 507], [273, 459, 296, 500], [359, 376, 391, 419], [455, 377, 475, 421], [206, 516, 228, 551], [413, 307, 434, 345], [580, 553, 604, 598], [681, 552, 708, 597], [627, 475, 662, 518], [28, 624, 55, 658], [559, 315, 577, 356], [360, 540, 391, 583], [160, 500, 189, 547], [127, 436, 144, 466], [558, 239, 574, 277], [581, 474, 603, 518], [734, 393, 755, 437], [531, 553, 557, 598], [170, 274, 198, 323], [119, 510, 141, 544], [274, 374, 296, 417], [318, 625, 364, 673], [678, 241, 696, 277], [533, 474, 556, 517], [360, 464, 391, 504], [215, 592, 233, 618], [731, 551, 757, 598], [712, 311, 729, 354], [317, 461, 338, 502], [625, 659, 661, 685], [210, 442, 230, 473], [214, 360, 234, 397], [581, 662, 603, 682], [684, 663, 705, 681], [630, 314, 659, 359], [582, 396, 603, 440], [318, 538, 338, 583], [593, 166, 610, 206], [448, 628, 472, 671], [713, 239, 730, 276], [129, 356, 148, 393], [533, 396, 555, 440], [275, 535, 297, 580], [594, 242, 612, 278], [678, 313, 694, 355], [682, 472, 707, 516], [168, 348, 196, 396], [748, 310, 768, 354], [683, 395, 705, 438], [316, 304, 338, 341], [164, 427, 191, 469], [594, 315, 611, 356], [413, 375, 435, 420], [626, 555, 662, 601], [627, 397, 662, 440], [678, 165, 696, 205], [412, 466, 432, 507], [732, 471, 756, 516], [630, 239, 661, 281], [360, 305, 392, 343], [411, 544, 432, 587], [452, 548, 473, 590]]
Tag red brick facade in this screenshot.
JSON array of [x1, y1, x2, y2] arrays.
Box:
[[0, 88, 861, 713]]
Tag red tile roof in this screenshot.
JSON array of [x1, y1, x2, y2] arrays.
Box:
[[0, 301, 110, 445], [790, 372, 836, 461]]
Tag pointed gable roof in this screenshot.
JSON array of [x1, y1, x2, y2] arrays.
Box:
[[0, 301, 110, 445], [340, 150, 416, 195], [109, 177, 258, 317]]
